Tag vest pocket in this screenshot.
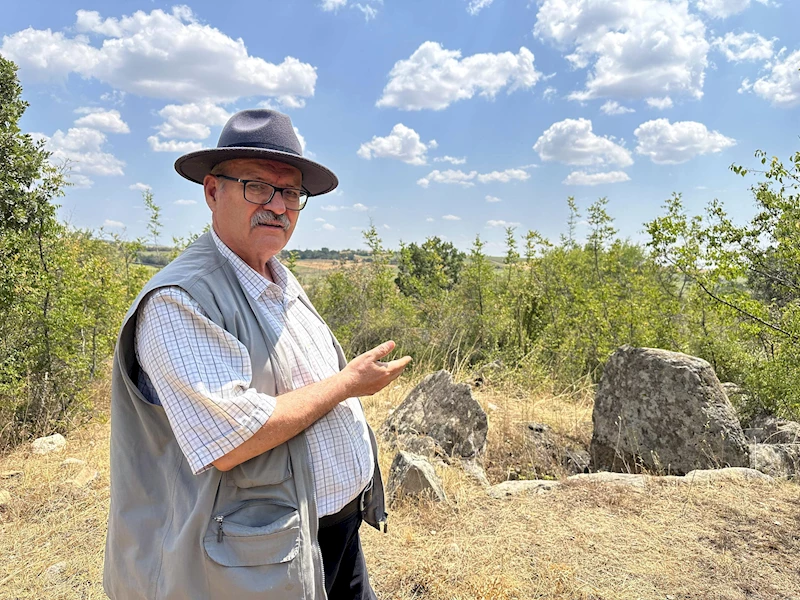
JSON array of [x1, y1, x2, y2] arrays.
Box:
[[226, 442, 292, 488], [203, 504, 305, 598]]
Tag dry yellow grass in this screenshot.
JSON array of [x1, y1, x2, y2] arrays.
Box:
[[1, 372, 799, 600]]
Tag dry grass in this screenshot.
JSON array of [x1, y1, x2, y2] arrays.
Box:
[[1, 372, 799, 600]]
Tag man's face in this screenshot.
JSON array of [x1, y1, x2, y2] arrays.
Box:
[[203, 158, 303, 272]]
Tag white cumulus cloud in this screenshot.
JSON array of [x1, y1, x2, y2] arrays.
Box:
[[103, 219, 125, 228], [442, 214, 462, 221], [476, 169, 530, 184], [0, 7, 317, 103], [352, 203, 369, 212], [174, 199, 197, 205], [534, 0, 709, 102], [533, 118, 633, 168], [417, 167, 530, 188], [696, 0, 774, 19], [434, 156, 467, 165], [129, 182, 151, 191], [357, 124, 434, 165], [377, 42, 541, 110], [154, 102, 231, 140], [740, 49, 800, 107], [40, 127, 125, 177], [487, 220, 520, 227], [485, 195, 502, 203], [646, 97, 674, 110], [634, 119, 736, 164], [322, 223, 336, 231], [467, 0, 495, 15], [74, 108, 130, 133], [713, 32, 775, 62], [563, 171, 631, 186], [601, 101, 635, 115], [147, 136, 203, 153]]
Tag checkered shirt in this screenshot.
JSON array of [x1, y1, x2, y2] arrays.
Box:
[[134, 229, 374, 517]]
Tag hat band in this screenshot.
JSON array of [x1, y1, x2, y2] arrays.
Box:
[[221, 141, 301, 156]]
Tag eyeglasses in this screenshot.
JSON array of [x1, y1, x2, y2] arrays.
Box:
[[212, 174, 310, 211]]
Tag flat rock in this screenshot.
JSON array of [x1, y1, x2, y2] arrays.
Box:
[[0, 489, 11, 507], [45, 561, 67, 580], [487, 479, 560, 499], [386, 451, 446, 505], [68, 467, 98, 488], [31, 433, 66, 455], [591, 346, 749, 475], [683, 467, 773, 483], [568, 472, 648, 488]]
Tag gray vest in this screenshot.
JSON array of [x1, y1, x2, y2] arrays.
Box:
[[104, 232, 387, 600]]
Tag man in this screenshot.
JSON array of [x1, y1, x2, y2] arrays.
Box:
[[104, 109, 410, 600]]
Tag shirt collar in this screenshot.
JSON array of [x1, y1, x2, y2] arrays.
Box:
[[210, 228, 299, 302]]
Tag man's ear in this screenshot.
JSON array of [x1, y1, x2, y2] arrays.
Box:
[[202, 174, 218, 211]]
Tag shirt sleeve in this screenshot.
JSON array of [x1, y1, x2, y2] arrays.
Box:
[[135, 286, 277, 474]]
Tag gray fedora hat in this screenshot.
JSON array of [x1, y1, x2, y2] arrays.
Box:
[[174, 109, 338, 196]]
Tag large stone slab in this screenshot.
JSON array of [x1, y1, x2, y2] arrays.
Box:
[[382, 370, 488, 459], [487, 479, 560, 499], [386, 451, 446, 505], [590, 346, 749, 475]]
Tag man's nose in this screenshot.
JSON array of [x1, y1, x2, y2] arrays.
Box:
[[268, 192, 287, 214]]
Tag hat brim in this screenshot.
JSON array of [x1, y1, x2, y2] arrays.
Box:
[[174, 147, 338, 196]]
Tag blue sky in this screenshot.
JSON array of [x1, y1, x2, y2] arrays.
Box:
[[2, 0, 799, 254]]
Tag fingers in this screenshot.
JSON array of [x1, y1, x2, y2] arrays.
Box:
[[368, 340, 396, 361], [384, 356, 412, 371]]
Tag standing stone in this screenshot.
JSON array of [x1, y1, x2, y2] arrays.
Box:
[[31, 433, 66, 455], [591, 346, 749, 475], [750, 444, 800, 478], [382, 370, 488, 459], [386, 451, 447, 505]]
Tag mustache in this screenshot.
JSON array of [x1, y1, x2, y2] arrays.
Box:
[[250, 210, 290, 230]]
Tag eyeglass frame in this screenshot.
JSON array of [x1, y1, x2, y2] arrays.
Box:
[[211, 173, 311, 211]]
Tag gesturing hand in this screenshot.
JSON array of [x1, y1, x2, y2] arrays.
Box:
[[340, 340, 412, 397]]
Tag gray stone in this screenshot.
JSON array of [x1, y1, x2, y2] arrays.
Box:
[[393, 433, 447, 461], [386, 451, 446, 505], [523, 422, 590, 476], [31, 433, 66, 455], [460, 459, 490, 487], [45, 561, 67, 580], [683, 467, 773, 483], [486, 479, 559, 499], [568, 472, 648, 489], [749, 443, 800, 478], [590, 346, 749, 475], [382, 370, 488, 459], [744, 416, 800, 444]]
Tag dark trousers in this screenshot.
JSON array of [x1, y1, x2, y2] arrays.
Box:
[[317, 510, 377, 600]]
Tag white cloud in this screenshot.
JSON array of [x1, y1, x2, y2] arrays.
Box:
[[103, 219, 125, 228], [320, 0, 348, 10], [713, 32, 775, 62], [315, 217, 327, 222], [418, 169, 477, 188], [68, 173, 94, 188], [487, 220, 521, 228], [40, 127, 125, 176], [434, 155, 467, 165], [174, 199, 197, 205], [646, 96, 674, 110], [485, 195, 502, 203], [382, 224, 390, 230], [418, 167, 531, 187], [74, 108, 130, 133], [563, 171, 631, 186], [634, 119, 736, 164], [601, 101, 635, 115], [320, 204, 365, 212], [293, 127, 307, 154], [1, 7, 316, 103], [542, 86, 558, 101], [534, 0, 709, 102], [322, 223, 336, 231], [354, 4, 378, 20], [476, 169, 530, 184], [357, 124, 434, 165], [741, 49, 800, 107], [442, 214, 461, 221], [377, 42, 541, 110], [147, 136, 203, 153], [426, 217, 435, 222], [155, 102, 230, 139], [129, 182, 151, 191], [695, 0, 774, 19], [533, 118, 633, 168], [467, 0, 494, 15], [352, 203, 369, 212]]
